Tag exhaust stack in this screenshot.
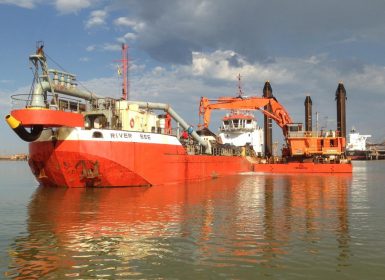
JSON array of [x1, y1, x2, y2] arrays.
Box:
[[335, 82, 347, 138], [304, 95, 312, 131], [263, 81, 273, 157]]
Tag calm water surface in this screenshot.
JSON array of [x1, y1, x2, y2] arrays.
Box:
[[1, 161, 385, 279]]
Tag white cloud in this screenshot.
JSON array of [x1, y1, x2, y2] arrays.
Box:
[[113, 17, 145, 32], [114, 17, 135, 27], [0, 0, 38, 9], [0, 0, 95, 13], [86, 45, 96, 52], [55, 0, 92, 14], [346, 65, 385, 92], [102, 43, 121, 52], [0, 79, 13, 84], [85, 9, 107, 29], [117, 32, 137, 43], [85, 42, 131, 52], [191, 50, 296, 85]]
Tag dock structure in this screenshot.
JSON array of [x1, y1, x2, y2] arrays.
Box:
[[367, 142, 385, 160], [0, 154, 28, 161]]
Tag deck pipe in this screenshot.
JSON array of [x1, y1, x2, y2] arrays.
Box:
[[5, 115, 43, 142], [263, 81, 273, 157], [126, 101, 210, 152], [335, 82, 347, 138], [304, 95, 312, 131], [30, 73, 99, 108]]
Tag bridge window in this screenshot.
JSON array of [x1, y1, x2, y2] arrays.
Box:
[[233, 119, 239, 127]]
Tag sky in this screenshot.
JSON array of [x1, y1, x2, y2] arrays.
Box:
[[1, 0, 385, 154]]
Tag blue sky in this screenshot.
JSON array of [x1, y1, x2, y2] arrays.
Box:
[[1, 0, 385, 153]]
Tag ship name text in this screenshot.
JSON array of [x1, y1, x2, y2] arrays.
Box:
[[109, 132, 152, 141], [140, 134, 151, 140], [110, 132, 133, 139]]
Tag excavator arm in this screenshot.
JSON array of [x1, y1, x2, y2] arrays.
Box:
[[199, 91, 348, 159], [199, 96, 293, 134]]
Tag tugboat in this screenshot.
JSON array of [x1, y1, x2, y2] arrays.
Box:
[[218, 111, 263, 156], [217, 75, 263, 156]]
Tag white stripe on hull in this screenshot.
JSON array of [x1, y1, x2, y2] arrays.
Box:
[[37, 127, 183, 145]]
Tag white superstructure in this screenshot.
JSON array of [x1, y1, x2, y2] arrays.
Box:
[[218, 112, 264, 155], [346, 128, 371, 151]]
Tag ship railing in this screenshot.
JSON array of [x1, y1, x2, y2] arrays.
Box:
[[220, 125, 254, 132], [289, 131, 308, 138], [287, 130, 339, 138], [169, 127, 180, 137], [10, 93, 86, 112]]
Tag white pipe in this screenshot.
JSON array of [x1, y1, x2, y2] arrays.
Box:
[[30, 81, 50, 107], [31, 80, 100, 108], [127, 101, 209, 150], [51, 84, 99, 101]]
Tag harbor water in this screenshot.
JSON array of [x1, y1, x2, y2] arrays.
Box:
[[1, 161, 385, 279]]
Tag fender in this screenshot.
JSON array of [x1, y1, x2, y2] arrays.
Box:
[[5, 115, 43, 142]]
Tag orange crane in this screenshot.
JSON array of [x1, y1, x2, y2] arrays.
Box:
[[198, 95, 347, 161], [199, 96, 293, 135]]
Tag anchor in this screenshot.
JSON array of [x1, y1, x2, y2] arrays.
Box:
[[76, 160, 101, 186]]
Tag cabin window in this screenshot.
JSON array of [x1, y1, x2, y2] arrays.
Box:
[[330, 139, 336, 147], [224, 120, 229, 125], [92, 131, 103, 138], [247, 120, 252, 124], [85, 116, 91, 129], [85, 114, 107, 129], [233, 119, 239, 127]]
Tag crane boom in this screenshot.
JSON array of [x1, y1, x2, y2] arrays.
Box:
[[199, 96, 293, 135]]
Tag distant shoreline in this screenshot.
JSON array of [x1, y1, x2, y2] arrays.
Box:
[[0, 154, 28, 161]]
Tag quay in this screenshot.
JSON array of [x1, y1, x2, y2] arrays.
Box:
[[368, 143, 385, 160], [0, 154, 28, 161]]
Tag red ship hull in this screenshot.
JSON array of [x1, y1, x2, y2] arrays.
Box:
[[28, 139, 352, 188], [28, 140, 254, 188]]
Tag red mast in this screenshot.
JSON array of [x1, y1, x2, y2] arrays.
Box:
[[121, 44, 129, 100]]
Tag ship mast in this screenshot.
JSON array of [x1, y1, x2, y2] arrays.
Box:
[[237, 73, 243, 97], [120, 43, 129, 100]]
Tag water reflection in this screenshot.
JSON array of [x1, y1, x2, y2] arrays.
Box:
[[6, 173, 352, 279]]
